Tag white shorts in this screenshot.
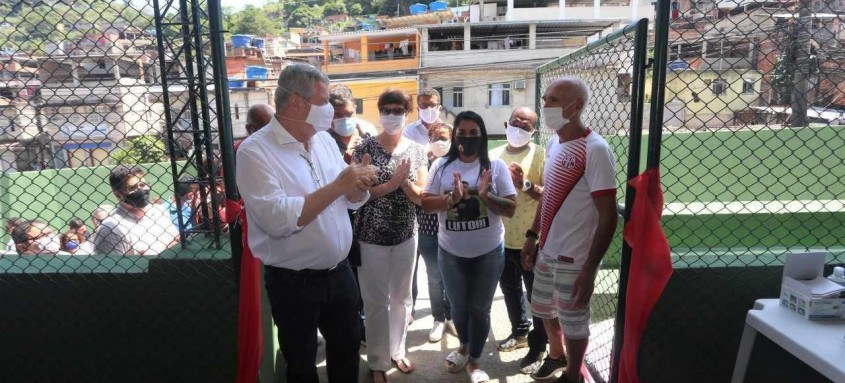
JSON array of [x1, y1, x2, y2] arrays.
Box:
[[530, 255, 591, 340]]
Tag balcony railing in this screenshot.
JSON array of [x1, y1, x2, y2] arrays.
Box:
[[698, 56, 753, 70], [40, 86, 121, 105]]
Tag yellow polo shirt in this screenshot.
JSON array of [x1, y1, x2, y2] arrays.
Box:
[[490, 142, 545, 250]]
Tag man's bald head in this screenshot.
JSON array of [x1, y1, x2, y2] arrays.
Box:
[[245, 104, 274, 135], [543, 76, 590, 121], [508, 107, 539, 133]]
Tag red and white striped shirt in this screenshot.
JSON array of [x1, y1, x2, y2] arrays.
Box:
[[539, 130, 616, 267]]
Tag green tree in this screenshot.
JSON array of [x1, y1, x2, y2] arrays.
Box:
[[111, 136, 168, 165], [287, 5, 323, 28], [349, 3, 364, 15], [323, 1, 347, 16], [229, 5, 284, 36]]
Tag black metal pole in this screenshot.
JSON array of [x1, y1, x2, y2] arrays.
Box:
[[647, 0, 671, 171], [207, 0, 242, 266], [610, 18, 649, 383], [153, 0, 191, 246]]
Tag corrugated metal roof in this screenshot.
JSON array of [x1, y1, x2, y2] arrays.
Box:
[[424, 19, 617, 36]]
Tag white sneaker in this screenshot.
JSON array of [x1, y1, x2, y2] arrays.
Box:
[[445, 320, 458, 337], [429, 321, 446, 342]]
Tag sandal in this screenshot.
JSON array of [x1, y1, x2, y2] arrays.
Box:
[[371, 370, 388, 383], [445, 351, 468, 373], [392, 357, 414, 374], [469, 369, 490, 383]]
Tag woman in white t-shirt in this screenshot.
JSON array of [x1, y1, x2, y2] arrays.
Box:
[[421, 111, 517, 383]]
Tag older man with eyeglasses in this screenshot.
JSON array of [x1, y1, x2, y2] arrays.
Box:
[[235, 63, 378, 383]]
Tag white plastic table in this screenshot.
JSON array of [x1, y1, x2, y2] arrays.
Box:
[[731, 299, 845, 383]]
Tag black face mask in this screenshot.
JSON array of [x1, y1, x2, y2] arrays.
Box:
[[123, 190, 151, 209], [458, 136, 482, 156]]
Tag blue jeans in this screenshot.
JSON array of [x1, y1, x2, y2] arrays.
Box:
[[419, 234, 451, 322], [500, 248, 547, 351], [439, 243, 505, 363]]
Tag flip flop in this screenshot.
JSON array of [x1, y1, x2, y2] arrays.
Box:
[[469, 369, 490, 383], [392, 357, 414, 374], [445, 351, 468, 373], [371, 370, 388, 383]]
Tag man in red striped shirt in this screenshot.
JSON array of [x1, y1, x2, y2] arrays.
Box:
[[521, 77, 618, 383]]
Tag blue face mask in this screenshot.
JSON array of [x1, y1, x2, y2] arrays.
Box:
[[332, 117, 357, 137]]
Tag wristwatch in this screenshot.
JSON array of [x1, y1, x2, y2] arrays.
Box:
[[525, 229, 539, 240], [522, 180, 534, 192]]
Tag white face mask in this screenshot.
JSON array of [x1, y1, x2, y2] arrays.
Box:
[[430, 140, 451, 158], [543, 107, 570, 131], [35, 234, 61, 254], [419, 106, 440, 124], [332, 117, 356, 137], [380, 114, 406, 135], [505, 124, 533, 148], [305, 102, 335, 132]]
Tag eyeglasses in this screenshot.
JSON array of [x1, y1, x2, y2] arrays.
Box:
[[300, 154, 322, 187], [379, 107, 406, 116], [125, 181, 149, 192]]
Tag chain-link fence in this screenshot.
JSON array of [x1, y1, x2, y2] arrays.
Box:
[[0, 1, 237, 381], [535, 19, 650, 382], [639, 0, 845, 381]]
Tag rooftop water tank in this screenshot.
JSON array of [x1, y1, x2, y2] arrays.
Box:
[[245, 66, 269, 80], [429, 1, 448, 12], [410, 3, 428, 15], [231, 34, 252, 48]]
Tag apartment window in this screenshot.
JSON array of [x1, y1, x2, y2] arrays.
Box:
[[354, 98, 364, 114], [97, 60, 107, 69], [741, 79, 756, 94], [711, 79, 727, 95], [488, 83, 510, 107], [452, 87, 463, 108], [87, 114, 104, 124]]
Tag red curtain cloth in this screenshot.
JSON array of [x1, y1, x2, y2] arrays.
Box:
[[618, 168, 673, 383], [229, 199, 263, 383]]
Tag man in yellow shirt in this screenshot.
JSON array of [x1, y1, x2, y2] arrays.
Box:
[[490, 107, 548, 374]]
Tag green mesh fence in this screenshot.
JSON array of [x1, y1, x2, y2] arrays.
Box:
[[535, 19, 650, 382], [638, 0, 845, 381], [0, 1, 237, 381]]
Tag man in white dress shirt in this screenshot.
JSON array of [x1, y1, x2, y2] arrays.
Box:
[[235, 63, 378, 383]]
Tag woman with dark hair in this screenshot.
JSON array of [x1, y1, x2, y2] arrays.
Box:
[[353, 89, 428, 383], [421, 111, 517, 383]]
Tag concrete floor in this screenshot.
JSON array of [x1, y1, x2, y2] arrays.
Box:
[[305, 258, 601, 383]]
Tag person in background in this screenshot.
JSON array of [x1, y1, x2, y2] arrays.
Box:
[[60, 217, 89, 254], [403, 87, 442, 146], [522, 77, 618, 383], [11, 219, 68, 255], [328, 84, 377, 164], [402, 87, 443, 324], [164, 179, 198, 236], [93, 165, 180, 256], [327, 83, 372, 346], [5, 217, 22, 254], [235, 104, 274, 151], [353, 89, 428, 382], [91, 206, 112, 230], [489, 107, 549, 374], [235, 63, 377, 383], [421, 111, 518, 383], [419, 122, 457, 343]]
